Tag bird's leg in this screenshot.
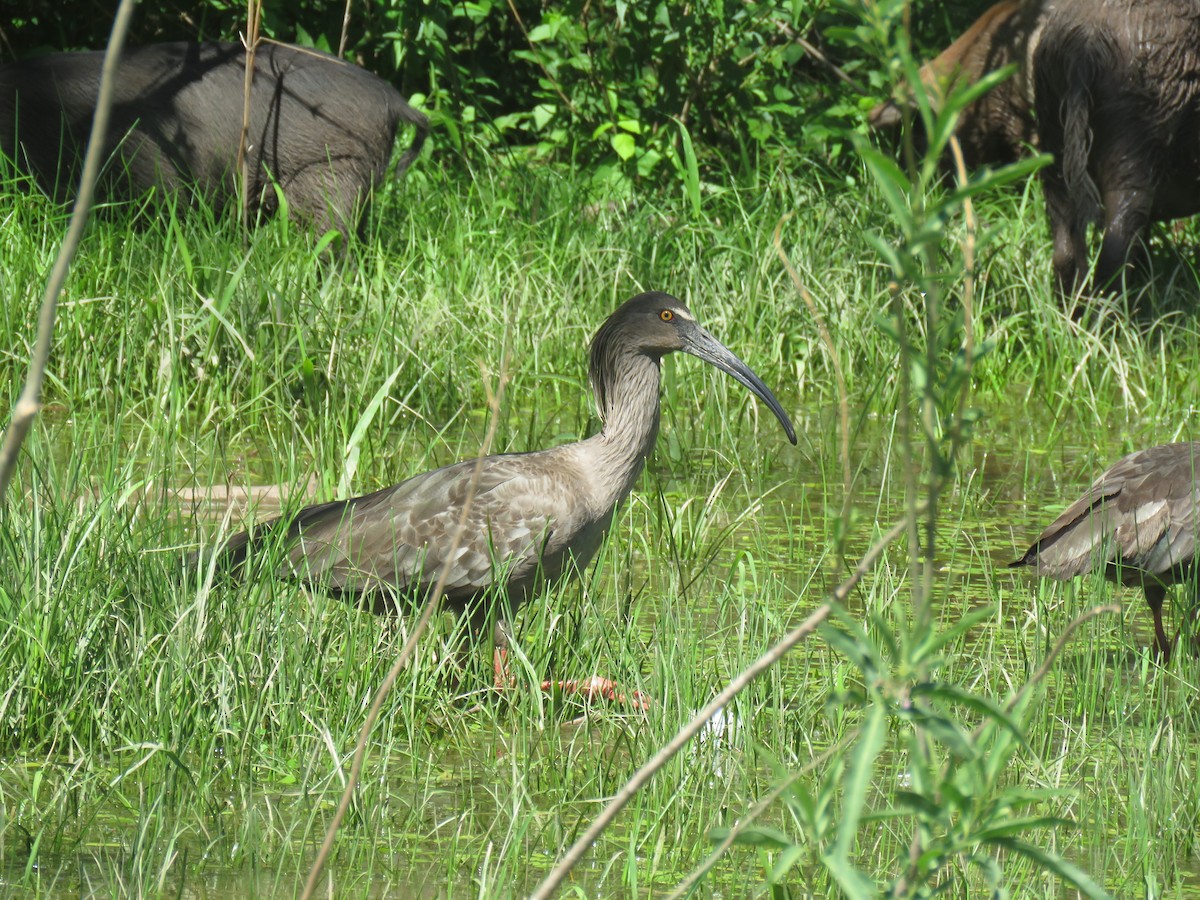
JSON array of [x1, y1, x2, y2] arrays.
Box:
[[492, 618, 515, 691], [481, 603, 647, 708], [1145, 584, 1174, 663]]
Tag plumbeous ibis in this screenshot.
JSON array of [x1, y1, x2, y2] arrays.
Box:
[[200, 291, 798, 698]]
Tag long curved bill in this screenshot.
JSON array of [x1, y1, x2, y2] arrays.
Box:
[[683, 326, 798, 445]]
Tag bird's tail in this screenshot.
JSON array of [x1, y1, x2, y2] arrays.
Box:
[[1007, 550, 1033, 569], [182, 517, 284, 584]]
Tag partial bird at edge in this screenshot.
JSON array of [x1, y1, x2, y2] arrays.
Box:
[[1011, 441, 1200, 661]]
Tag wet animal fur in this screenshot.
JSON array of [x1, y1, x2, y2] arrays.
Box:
[[1032, 0, 1200, 294], [868, 1, 1038, 170], [873, 0, 1200, 298]]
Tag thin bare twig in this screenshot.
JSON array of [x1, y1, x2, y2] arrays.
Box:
[[299, 356, 510, 900], [0, 0, 137, 504], [530, 513, 913, 900], [338, 0, 353, 58], [948, 136, 976, 444], [238, 1, 263, 235]]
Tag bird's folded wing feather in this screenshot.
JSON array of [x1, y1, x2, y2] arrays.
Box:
[[279, 452, 590, 598], [1026, 443, 1200, 577]]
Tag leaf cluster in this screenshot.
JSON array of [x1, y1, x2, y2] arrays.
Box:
[[2, 1, 991, 192]]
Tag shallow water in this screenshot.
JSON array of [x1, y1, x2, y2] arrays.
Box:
[[12, 395, 1200, 895]]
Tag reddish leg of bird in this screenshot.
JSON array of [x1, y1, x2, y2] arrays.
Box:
[[540, 676, 650, 710], [493, 646, 516, 690], [493, 646, 647, 708]]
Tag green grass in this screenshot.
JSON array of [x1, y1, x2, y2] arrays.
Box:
[[4, 154, 1200, 896]]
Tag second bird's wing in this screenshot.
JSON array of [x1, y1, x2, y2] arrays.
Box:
[[1017, 443, 1200, 580]]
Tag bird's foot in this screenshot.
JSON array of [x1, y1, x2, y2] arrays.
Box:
[[540, 676, 650, 710], [493, 647, 517, 691]]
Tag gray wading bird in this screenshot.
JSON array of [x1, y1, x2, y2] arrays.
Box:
[[199, 291, 797, 702], [1011, 442, 1200, 661]]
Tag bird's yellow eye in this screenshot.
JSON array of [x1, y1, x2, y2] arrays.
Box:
[[660, 309, 674, 322]]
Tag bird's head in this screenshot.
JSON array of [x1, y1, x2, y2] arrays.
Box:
[[589, 291, 797, 444]]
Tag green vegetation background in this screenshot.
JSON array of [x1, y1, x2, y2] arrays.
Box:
[[5, 1, 1200, 897], [6, 0, 999, 189]]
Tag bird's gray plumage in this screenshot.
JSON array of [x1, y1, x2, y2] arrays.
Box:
[[1011, 441, 1200, 658], [200, 291, 798, 661]]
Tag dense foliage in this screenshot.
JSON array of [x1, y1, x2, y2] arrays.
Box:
[[4, 1, 998, 189]]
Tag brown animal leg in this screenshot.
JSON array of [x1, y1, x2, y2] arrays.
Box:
[[1094, 183, 1152, 291], [1144, 584, 1174, 662], [1043, 167, 1089, 296]]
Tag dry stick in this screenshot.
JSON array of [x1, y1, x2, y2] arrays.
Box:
[[773, 215, 852, 500], [948, 136, 977, 466], [299, 359, 510, 900], [0, 0, 137, 505], [666, 728, 863, 900], [238, 1, 263, 235], [529, 513, 914, 900], [338, 0, 353, 58]]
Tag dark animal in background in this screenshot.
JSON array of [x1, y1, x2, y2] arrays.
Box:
[[868, 1, 1036, 171], [1012, 442, 1200, 662], [1032, 0, 1200, 295], [195, 292, 797, 703], [0, 42, 429, 240], [873, 0, 1200, 298]]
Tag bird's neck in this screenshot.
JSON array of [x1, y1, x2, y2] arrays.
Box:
[[589, 351, 662, 507]]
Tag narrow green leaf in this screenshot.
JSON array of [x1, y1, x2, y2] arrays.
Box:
[[990, 838, 1112, 899], [709, 825, 793, 849], [910, 682, 1030, 747], [831, 702, 887, 862], [822, 853, 879, 898], [854, 141, 913, 226], [910, 604, 994, 662], [675, 118, 701, 218], [338, 363, 406, 498], [769, 845, 806, 882], [975, 815, 1075, 842]]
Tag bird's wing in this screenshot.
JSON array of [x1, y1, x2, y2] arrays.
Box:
[[1110, 444, 1200, 576], [279, 451, 591, 603], [1017, 443, 1200, 579]]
